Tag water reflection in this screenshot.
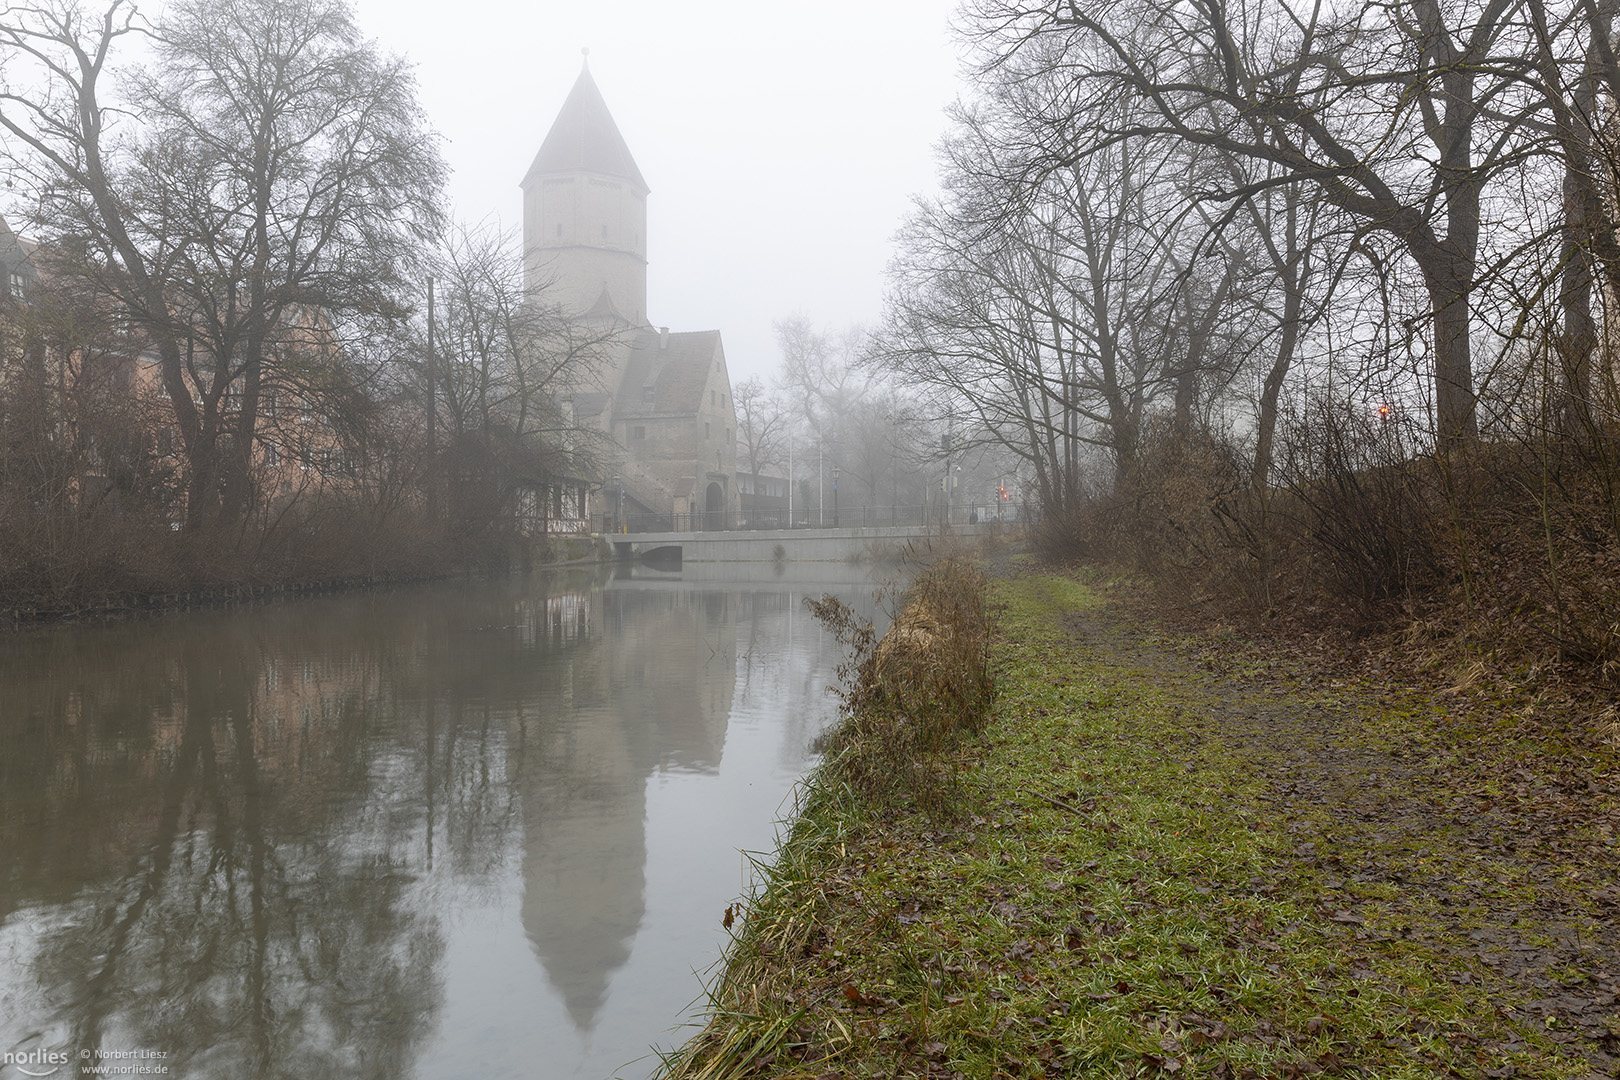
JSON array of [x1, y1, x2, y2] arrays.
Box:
[[0, 564, 879, 1079], [519, 583, 734, 1033]]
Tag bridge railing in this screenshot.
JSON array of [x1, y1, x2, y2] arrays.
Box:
[[591, 503, 1025, 534]]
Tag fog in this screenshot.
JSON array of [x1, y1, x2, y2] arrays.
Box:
[[350, 0, 964, 384]]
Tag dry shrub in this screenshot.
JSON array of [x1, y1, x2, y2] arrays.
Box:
[[1030, 502, 1090, 563], [1270, 402, 1445, 609], [1037, 396, 1620, 697], [1042, 405, 1452, 620], [1121, 419, 1248, 584], [805, 555, 995, 819], [1433, 437, 1620, 678], [1036, 418, 1252, 595], [0, 496, 189, 611]]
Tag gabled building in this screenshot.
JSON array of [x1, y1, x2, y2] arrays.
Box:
[[523, 62, 738, 530]]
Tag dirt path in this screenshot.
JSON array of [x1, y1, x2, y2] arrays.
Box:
[[1071, 599, 1620, 1077]]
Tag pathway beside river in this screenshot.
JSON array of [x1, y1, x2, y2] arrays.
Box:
[[666, 571, 1620, 1080]]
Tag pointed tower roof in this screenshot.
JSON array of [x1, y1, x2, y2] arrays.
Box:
[[524, 64, 648, 193]]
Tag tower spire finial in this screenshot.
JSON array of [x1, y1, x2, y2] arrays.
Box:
[[581, 46, 590, 70]]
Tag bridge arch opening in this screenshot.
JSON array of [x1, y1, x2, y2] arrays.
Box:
[[640, 545, 682, 570]]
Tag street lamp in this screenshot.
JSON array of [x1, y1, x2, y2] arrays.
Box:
[[831, 464, 840, 528], [611, 474, 622, 534]]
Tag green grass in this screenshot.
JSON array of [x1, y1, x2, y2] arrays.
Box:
[[653, 573, 1589, 1080]]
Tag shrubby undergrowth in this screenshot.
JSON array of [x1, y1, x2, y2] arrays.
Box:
[[805, 554, 996, 820], [1042, 407, 1620, 697]]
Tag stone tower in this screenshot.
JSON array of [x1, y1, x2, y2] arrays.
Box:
[[522, 61, 649, 325]]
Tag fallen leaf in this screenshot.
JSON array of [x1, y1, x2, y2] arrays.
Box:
[[841, 983, 884, 1008]]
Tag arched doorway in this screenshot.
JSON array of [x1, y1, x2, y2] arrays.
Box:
[[705, 481, 725, 531]]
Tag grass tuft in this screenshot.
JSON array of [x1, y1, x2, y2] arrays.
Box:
[[806, 556, 995, 820]]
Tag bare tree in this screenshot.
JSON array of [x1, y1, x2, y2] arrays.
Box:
[[876, 84, 1199, 517], [965, 0, 1551, 447], [426, 222, 616, 534], [733, 376, 786, 481], [0, 0, 445, 533]]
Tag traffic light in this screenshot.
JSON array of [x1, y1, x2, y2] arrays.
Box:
[[998, 485, 1008, 501]]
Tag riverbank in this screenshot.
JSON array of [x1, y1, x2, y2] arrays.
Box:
[[0, 532, 608, 626], [658, 568, 1620, 1079]]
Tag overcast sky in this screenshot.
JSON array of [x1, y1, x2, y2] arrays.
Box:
[[350, 0, 969, 386]]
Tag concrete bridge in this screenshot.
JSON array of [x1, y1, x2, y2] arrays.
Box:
[[610, 523, 993, 564]]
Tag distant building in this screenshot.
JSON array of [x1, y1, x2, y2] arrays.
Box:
[[737, 469, 791, 527], [0, 216, 37, 306], [0, 215, 367, 518], [523, 62, 739, 529]]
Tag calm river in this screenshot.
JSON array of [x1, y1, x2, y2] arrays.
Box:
[[0, 562, 888, 1080]]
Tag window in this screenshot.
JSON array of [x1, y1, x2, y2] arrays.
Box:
[[264, 441, 280, 467], [705, 422, 711, 439], [7, 269, 23, 299], [265, 391, 278, 418], [301, 401, 312, 422], [710, 390, 716, 405], [726, 428, 731, 444], [642, 385, 654, 401], [556, 224, 562, 237], [602, 225, 608, 238], [631, 425, 645, 440]]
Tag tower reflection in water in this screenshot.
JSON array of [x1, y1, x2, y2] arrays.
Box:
[[0, 564, 868, 1080], [518, 582, 734, 1033]]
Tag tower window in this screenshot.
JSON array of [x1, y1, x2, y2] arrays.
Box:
[[556, 224, 562, 237], [710, 390, 715, 405], [602, 225, 608, 238], [631, 426, 645, 440], [705, 422, 711, 439]]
